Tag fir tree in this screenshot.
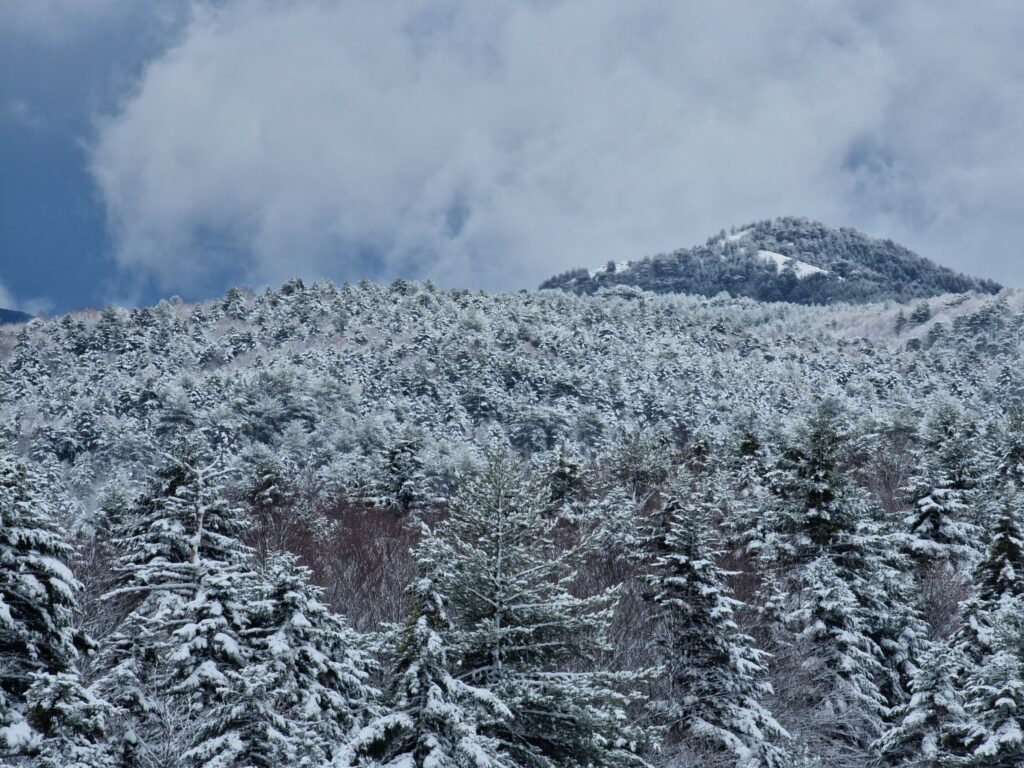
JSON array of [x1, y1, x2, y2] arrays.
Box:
[[0, 455, 83, 701], [784, 556, 887, 763], [95, 447, 254, 767], [643, 480, 789, 767], [0, 455, 89, 759], [961, 602, 1024, 767], [875, 642, 967, 767], [222, 552, 376, 766], [417, 454, 653, 768], [24, 671, 115, 768], [348, 576, 509, 768], [903, 402, 981, 570], [954, 488, 1024, 667]]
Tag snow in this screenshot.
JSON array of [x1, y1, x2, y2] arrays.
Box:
[[1, 719, 38, 749], [755, 249, 829, 279], [589, 260, 632, 278], [724, 228, 752, 242]]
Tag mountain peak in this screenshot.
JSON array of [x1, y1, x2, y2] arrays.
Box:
[[541, 217, 1001, 305]]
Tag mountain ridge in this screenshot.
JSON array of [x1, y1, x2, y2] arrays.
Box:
[[540, 216, 1002, 304], [0, 307, 32, 325]]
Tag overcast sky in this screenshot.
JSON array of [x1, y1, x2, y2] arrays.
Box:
[[2, 0, 1024, 314]]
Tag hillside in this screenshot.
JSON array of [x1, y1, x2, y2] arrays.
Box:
[[541, 216, 1002, 304], [0, 307, 32, 325], [2, 280, 1023, 766]]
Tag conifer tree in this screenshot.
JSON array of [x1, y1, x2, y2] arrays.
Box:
[[348, 575, 509, 768], [784, 556, 887, 763], [903, 402, 981, 570], [417, 454, 653, 768], [95, 445, 254, 766], [643, 480, 789, 767], [961, 602, 1024, 767], [0, 455, 83, 701], [0, 455, 93, 759], [218, 552, 376, 766], [954, 488, 1024, 666], [24, 671, 115, 768], [875, 642, 967, 767]]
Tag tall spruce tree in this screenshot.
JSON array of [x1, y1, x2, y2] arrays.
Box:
[[961, 600, 1024, 767], [0, 455, 83, 702], [0, 454, 103, 762], [643, 479, 789, 767], [347, 575, 509, 768], [95, 446, 254, 767], [416, 454, 653, 768], [954, 487, 1024, 667], [755, 407, 908, 764], [24, 671, 115, 768], [903, 401, 981, 570], [875, 642, 967, 767], [221, 551, 376, 766]]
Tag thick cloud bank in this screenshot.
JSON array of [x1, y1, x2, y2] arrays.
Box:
[[91, 0, 1024, 292]]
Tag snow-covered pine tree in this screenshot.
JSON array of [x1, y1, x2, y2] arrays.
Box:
[[95, 444, 254, 767], [784, 556, 887, 764], [954, 486, 1024, 667], [961, 600, 1024, 767], [211, 551, 377, 767], [903, 401, 981, 571], [994, 406, 1024, 490], [348, 575, 509, 768], [643, 478, 789, 767], [758, 406, 924, 721], [24, 671, 114, 768], [0, 454, 88, 757], [417, 454, 653, 768], [0, 456, 83, 698], [875, 642, 967, 767], [180, 663, 297, 768]]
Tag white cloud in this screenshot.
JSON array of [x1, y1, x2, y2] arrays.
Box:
[[0, 281, 51, 317], [0, 282, 16, 310], [90, 0, 1024, 292]]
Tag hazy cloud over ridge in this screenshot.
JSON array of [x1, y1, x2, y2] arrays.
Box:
[[90, 0, 1024, 293]]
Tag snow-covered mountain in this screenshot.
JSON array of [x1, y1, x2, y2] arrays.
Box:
[[2, 269, 1023, 766], [541, 216, 1002, 304]]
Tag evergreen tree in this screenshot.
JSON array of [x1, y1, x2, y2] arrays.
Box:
[[961, 601, 1024, 767], [215, 552, 377, 766], [954, 488, 1024, 667], [417, 454, 653, 768], [0, 455, 83, 701], [903, 402, 980, 570], [95, 447, 254, 767], [758, 405, 925, 710], [348, 576, 509, 768], [0, 455, 91, 759], [24, 671, 114, 768], [875, 642, 967, 767], [784, 556, 887, 763], [643, 480, 789, 767]]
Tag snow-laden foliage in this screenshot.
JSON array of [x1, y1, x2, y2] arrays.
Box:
[[2, 274, 1024, 766], [642, 478, 789, 767], [542, 217, 1001, 304]]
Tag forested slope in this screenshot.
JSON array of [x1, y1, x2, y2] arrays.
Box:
[[2, 278, 1024, 766], [542, 217, 1002, 304]]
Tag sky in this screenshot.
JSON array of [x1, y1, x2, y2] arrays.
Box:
[[2, 1, 1024, 315]]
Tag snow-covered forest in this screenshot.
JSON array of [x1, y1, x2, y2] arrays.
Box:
[[3, 276, 1024, 766]]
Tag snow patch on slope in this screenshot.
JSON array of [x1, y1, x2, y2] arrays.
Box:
[[589, 261, 632, 278], [756, 250, 829, 280]]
